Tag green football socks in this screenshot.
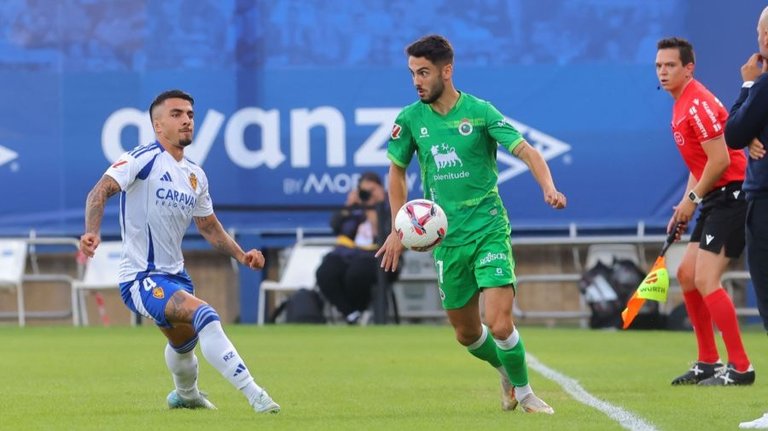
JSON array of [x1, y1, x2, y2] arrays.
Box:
[[467, 325, 502, 368], [495, 328, 528, 387]]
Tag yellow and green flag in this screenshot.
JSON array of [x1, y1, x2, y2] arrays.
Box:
[[621, 255, 670, 329]]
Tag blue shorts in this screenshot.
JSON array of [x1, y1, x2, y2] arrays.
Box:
[[120, 271, 194, 328]]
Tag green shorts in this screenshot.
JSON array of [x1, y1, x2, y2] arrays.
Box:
[[432, 228, 516, 310]]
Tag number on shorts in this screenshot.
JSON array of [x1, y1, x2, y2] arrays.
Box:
[[142, 277, 157, 291], [435, 259, 444, 284]]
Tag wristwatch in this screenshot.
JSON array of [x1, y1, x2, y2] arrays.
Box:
[[687, 190, 703, 204]]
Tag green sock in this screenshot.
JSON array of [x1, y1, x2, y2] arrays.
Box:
[[467, 325, 502, 368], [496, 336, 529, 387]]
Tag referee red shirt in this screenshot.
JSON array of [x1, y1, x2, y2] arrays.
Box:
[[672, 79, 746, 187]]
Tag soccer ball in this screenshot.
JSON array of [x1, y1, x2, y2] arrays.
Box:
[[395, 199, 448, 252]]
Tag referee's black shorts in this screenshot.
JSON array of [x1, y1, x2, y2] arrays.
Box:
[[690, 181, 746, 259]]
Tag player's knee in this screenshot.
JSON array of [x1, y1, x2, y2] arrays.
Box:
[[677, 263, 695, 288], [693, 272, 720, 294], [488, 321, 513, 340], [192, 304, 220, 333], [170, 335, 199, 354], [454, 326, 482, 346]]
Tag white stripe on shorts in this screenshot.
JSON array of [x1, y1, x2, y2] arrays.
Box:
[[129, 280, 153, 320]]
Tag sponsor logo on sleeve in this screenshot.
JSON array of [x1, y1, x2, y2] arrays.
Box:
[[688, 106, 708, 139], [391, 124, 402, 140]]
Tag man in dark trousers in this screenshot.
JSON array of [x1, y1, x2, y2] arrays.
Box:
[[727, 6, 768, 430], [725, 5, 768, 334]]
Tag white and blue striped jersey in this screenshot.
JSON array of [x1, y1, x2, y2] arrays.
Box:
[[104, 141, 213, 283]]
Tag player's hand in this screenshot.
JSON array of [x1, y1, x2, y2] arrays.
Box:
[[672, 199, 696, 226], [544, 189, 567, 209], [375, 230, 405, 272], [79, 233, 101, 258], [242, 249, 265, 270], [666, 217, 687, 241], [749, 138, 766, 160], [741, 53, 768, 82]]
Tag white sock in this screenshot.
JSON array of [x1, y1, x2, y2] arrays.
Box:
[[496, 365, 509, 380], [515, 383, 533, 400], [164, 344, 201, 400], [198, 321, 264, 406], [494, 328, 520, 350]]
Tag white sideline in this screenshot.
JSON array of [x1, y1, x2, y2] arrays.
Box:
[[527, 353, 658, 431]]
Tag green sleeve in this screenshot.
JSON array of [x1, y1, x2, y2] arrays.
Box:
[[387, 111, 416, 168], [486, 103, 524, 153]]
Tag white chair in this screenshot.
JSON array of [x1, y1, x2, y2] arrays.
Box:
[[257, 243, 333, 325], [71, 241, 123, 326], [0, 240, 28, 326], [585, 244, 640, 269]]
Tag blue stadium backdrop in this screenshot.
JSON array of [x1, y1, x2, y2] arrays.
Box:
[[0, 0, 762, 235]]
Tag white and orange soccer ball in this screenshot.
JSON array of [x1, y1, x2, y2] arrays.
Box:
[[395, 199, 448, 252]]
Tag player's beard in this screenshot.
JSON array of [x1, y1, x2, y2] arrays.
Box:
[[178, 138, 192, 147], [420, 80, 444, 104]]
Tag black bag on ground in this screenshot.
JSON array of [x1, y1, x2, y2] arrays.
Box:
[[578, 258, 664, 329], [610, 258, 665, 330], [578, 261, 623, 328], [269, 288, 327, 324]]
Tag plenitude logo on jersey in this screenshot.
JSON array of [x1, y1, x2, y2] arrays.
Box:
[[431, 143, 469, 181]]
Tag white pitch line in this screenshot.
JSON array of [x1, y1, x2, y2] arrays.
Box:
[[527, 353, 658, 431]]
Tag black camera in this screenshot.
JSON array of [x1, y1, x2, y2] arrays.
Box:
[[358, 188, 372, 202]]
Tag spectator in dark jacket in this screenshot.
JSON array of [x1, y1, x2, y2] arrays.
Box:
[[316, 172, 395, 324]]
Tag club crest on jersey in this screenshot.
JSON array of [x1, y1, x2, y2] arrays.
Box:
[[189, 173, 198, 190], [152, 286, 165, 299], [458, 119, 473, 136], [674, 131, 685, 146], [391, 124, 402, 140]]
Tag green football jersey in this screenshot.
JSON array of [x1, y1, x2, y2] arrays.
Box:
[[387, 92, 525, 246]]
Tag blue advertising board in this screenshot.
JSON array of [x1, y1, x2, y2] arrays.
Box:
[[0, 0, 763, 235]]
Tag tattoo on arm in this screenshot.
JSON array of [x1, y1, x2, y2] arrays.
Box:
[[194, 214, 241, 257], [85, 175, 120, 234]]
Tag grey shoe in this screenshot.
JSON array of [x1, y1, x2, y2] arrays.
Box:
[[167, 390, 217, 410], [252, 389, 280, 414], [500, 379, 554, 415]]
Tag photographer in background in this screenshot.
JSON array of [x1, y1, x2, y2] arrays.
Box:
[[316, 172, 395, 324]]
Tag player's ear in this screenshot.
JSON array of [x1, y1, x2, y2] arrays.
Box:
[[684, 62, 694, 77], [441, 62, 453, 80]]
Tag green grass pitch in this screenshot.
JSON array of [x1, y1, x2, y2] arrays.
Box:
[[1, 324, 767, 430]]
